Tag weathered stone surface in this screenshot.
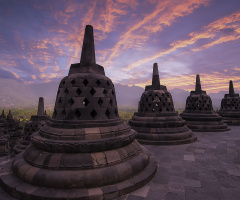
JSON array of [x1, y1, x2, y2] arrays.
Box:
[[218, 80, 240, 125], [0, 25, 157, 200], [13, 97, 50, 155], [180, 74, 230, 132], [129, 63, 197, 145]]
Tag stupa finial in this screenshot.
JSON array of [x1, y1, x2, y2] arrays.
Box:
[[195, 74, 202, 92], [152, 63, 160, 87], [229, 80, 234, 96], [80, 25, 96, 66], [37, 97, 44, 116], [68, 25, 104, 75]]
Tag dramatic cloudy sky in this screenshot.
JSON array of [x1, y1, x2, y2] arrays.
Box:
[[0, 0, 240, 93]]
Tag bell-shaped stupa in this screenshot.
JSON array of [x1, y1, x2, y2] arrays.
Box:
[[0, 110, 9, 156], [180, 74, 229, 131], [129, 63, 197, 145], [13, 97, 50, 154], [218, 80, 240, 125], [5, 110, 23, 151], [0, 25, 157, 200]]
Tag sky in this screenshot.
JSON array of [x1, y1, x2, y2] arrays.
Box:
[[0, 0, 240, 93]]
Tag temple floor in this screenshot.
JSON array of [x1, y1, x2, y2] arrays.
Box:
[[0, 126, 240, 200]]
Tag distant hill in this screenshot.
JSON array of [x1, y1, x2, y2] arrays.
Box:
[[0, 78, 237, 110]]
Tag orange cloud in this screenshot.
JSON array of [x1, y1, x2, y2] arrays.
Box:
[[124, 11, 240, 71], [102, 0, 211, 68]]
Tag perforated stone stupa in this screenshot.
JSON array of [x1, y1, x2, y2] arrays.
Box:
[[129, 63, 197, 145], [13, 97, 50, 154], [0, 111, 9, 156], [180, 74, 229, 132], [5, 110, 23, 151], [0, 25, 157, 200], [218, 80, 240, 125]]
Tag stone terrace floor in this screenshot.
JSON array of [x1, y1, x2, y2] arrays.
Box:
[[0, 126, 240, 200]]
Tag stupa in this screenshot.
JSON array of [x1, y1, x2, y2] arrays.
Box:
[[218, 80, 240, 125], [5, 110, 23, 151], [0, 111, 9, 156], [180, 74, 229, 132], [0, 25, 157, 200], [129, 63, 197, 145], [13, 97, 50, 154]]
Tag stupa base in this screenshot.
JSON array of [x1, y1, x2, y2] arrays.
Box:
[[186, 126, 231, 132], [181, 113, 230, 132], [222, 119, 240, 126], [137, 133, 197, 145], [13, 140, 30, 155], [0, 159, 157, 200], [13, 144, 28, 155], [0, 155, 158, 200]]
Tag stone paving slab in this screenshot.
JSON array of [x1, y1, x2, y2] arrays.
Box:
[[0, 126, 240, 200], [117, 126, 240, 200]]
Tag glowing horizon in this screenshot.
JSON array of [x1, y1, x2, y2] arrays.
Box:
[[0, 0, 240, 94]]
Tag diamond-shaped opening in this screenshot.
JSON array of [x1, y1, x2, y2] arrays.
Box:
[[68, 98, 74, 106], [152, 108, 155, 112], [103, 89, 108, 96], [58, 98, 62, 103], [71, 79, 76, 85], [106, 81, 110, 86], [98, 98, 103, 106], [145, 108, 148, 111], [83, 79, 89, 86], [76, 88, 81, 96], [112, 90, 115, 96], [91, 109, 97, 119], [62, 80, 65, 85], [61, 109, 66, 116], [74, 109, 81, 119], [83, 98, 89, 107], [155, 94, 158, 97], [64, 88, 69, 94], [96, 80, 101, 86], [115, 109, 118, 116], [156, 103, 159, 107], [90, 88, 96, 96], [166, 108, 169, 111], [109, 99, 113, 106], [159, 108, 162, 112], [148, 103, 151, 107], [105, 109, 111, 119]]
